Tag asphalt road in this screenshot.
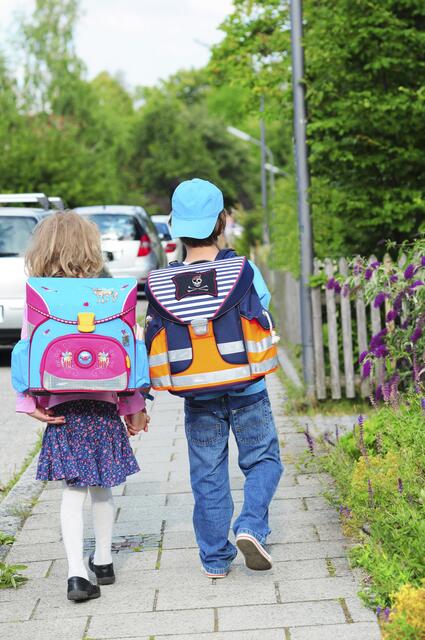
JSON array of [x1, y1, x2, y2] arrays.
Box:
[[0, 298, 148, 491]]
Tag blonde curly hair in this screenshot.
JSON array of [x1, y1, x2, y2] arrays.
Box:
[[26, 210, 104, 278]]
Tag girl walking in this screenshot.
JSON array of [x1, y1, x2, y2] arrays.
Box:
[[15, 211, 148, 601]]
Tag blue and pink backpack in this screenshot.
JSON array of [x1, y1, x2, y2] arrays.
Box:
[[144, 250, 278, 396], [11, 277, 149, 396]]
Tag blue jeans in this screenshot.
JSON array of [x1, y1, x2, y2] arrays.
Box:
[[184, 389, 283, 575]]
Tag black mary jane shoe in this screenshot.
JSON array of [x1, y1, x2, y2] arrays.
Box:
[[67, 576, 101, 602], [89, 552, 116, 585]]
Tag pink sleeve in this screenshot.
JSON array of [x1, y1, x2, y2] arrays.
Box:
[[16, 304, 36, 413], [117, 393, 146, 416], [16, 392, 37, 413]]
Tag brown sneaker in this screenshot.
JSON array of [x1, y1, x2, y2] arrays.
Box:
[[236, 533, 272, 570]]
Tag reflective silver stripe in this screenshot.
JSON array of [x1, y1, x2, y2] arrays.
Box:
[[169, 348, 193, 362], [251, 356, 278, 374], [217, 340, 245, 355], [171, 366, 252, 388], [152, 375, 172, 387], [246, 336, 273, 353], [43, 372, 128, 392], [149, 353, 168, 367]]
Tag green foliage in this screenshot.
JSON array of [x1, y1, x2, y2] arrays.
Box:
[[0, 562, 27, 589], [130, 89, 257, 209], [0, 1, 259, 212], [320, 395, 425, 611], [0, 532, 15, 546], [212, 0, 425, 260], [304, 0, 425, 257], [269, 174, 299, 275]]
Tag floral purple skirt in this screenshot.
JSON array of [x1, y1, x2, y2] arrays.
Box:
[[36, 400, 140, 487]]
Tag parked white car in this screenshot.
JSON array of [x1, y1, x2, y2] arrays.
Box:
[[151, 214, 184, 264], [75, 206, 167, 289], [0, 207, 47, 345]]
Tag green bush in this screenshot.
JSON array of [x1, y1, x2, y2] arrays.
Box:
[[320, 395, 425, 611]]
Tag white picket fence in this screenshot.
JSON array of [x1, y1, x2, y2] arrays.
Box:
[[258, 253, 387, 400], [310, 257, 383, 399]]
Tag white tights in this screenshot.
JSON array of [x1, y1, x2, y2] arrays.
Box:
[[60, 484, 114, 579]]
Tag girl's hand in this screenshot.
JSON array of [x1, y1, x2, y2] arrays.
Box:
[[124, 410, 150, 436], [28, 406, 66, 424]]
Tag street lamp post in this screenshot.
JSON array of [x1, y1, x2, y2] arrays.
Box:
[[290, 0, 315, 397], [227, 125, 287, 244]]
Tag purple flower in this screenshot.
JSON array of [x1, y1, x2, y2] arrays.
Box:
[[342, 283, 350, 297], [326, 278, 335, 290], [421, 398, 425, 411], [364, 268, 373, 281], [373, 292, 387, 308], [358, 415, 365, 426], [390, 275, 398, 283], [304, 427, 315, 455], [386, 309, 397, 322], [411, 326, 422, 343], [359, 350, 368, 364], [411, 280, 424, 288], [370, 329, 387, 350], [376, 606, 382, 616], [421, 256, 425, 267], [361, 361, 372, 379], [401, 318, 410, 330], [404, 263, 416, 280], [373, 345, 389, 359], [353, 263, 362, 275], [370, 261, 380, 269], [375, 385, 383, 401], [393, 293, 404, 312]]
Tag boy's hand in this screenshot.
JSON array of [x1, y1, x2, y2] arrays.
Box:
[[124, 410, 150, 436], [28, 406, 66, 424]]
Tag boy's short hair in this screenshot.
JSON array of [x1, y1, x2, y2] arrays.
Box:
[[179, 211, 227, 247]]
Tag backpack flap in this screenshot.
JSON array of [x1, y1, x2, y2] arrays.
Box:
[[26, 277, 141, 394], [146, 257, 253, 324]]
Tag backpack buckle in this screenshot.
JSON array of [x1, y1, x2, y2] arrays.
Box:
[[190, 317, 208, 336], [77, 312, 95, 333]]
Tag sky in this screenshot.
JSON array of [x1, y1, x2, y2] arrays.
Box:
[[0, 0, 234, 87]]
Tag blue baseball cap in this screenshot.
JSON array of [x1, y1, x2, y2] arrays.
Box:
[[170, 178, 224, 239]]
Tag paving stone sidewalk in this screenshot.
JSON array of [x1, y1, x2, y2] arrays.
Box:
[[1, 374, 381, 640]]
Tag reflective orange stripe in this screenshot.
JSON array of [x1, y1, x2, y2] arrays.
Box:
[[149, 329, 171, 390]]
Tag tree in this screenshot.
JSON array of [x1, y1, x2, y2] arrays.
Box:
[[211, 0, 425, 260], [304, 0, 425, 256], [130, 75, 259, 210]]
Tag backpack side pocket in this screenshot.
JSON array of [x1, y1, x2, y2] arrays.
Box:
[[135, 340, 150, 389], [11, 339, 30, 393]]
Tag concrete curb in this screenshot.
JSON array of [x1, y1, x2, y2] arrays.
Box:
[[278, 345, 303, 389], [0, 454, 45, 560]]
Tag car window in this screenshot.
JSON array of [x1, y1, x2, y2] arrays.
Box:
[[0, 216, 37, 256], [154, 222, 171, 240], [87, 214, 143, 241]]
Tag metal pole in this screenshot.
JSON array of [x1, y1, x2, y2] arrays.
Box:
[[260, 96, 270, 245], [290, 0, 315, 397]]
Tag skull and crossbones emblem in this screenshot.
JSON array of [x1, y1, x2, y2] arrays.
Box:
[[188, 274, 209, 293]]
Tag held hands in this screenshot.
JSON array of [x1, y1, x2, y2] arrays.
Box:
[[28, 405, 66, 424], [124, 409, 150, 437]]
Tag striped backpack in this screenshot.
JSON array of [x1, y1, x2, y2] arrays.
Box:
[[144, 250, 278, 396], [11, 277, 149, 396]]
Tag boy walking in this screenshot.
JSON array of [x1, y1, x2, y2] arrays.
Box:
[[147, 178, 283, 577]]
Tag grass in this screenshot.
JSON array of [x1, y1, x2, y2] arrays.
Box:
[[0, 562, 28, 589], [0, 430, 43, 500], [0, 532, 15, 546], [278, 367, 370, 416]]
